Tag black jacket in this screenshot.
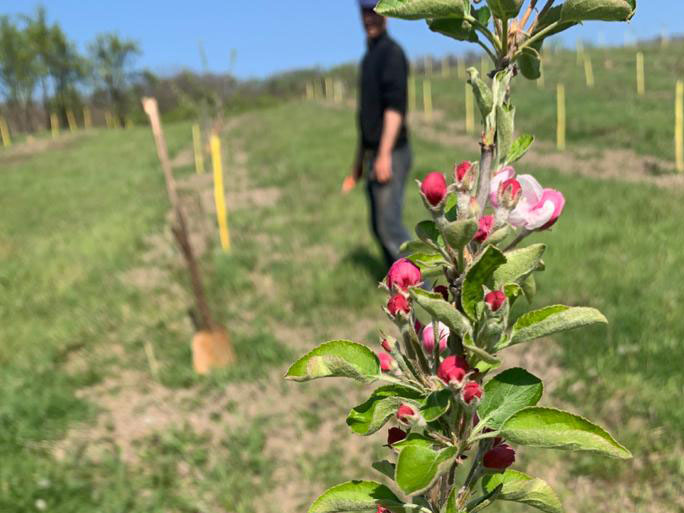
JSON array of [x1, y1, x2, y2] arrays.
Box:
[[358, 31, 409, 150]]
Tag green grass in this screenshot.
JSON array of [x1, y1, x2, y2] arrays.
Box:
[[1, 91, 683, 512]]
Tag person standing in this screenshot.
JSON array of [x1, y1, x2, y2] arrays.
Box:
[[342, 0, 412, 268]]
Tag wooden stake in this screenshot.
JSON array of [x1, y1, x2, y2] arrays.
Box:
[[636, 52, 645, 96], [442, 56, 450, 78], [576, 40, 584, 65], [423, 79, 433, 123], [210, 134, 231, 252], [50, 113, 59, 138], [306, 82, 314, 100], [66, 110, 77, 132], [325, 77, 333, 100], [83, 107, 92, 129], [0, 116, 11, 148], [409, 75, 417, 114], [465, 83, 475, 135], [334, 80, 343, 104], [424, 56, 432, 76], [676, 80, 684, 173], [557, 83, 566, 151], [583, 55, 595, 88], [105, 111, 113, 129], [457, 57, 466, 80], [192, 123, 205, 174]]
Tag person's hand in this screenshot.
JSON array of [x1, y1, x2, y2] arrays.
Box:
[[374, 151, 392, 183], [341, 175, 357, 194]]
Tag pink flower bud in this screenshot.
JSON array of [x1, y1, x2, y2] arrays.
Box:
[[387, 294, 410, 316], [378, 352, 394, 372], [421, 322, 450, 354], [433, 285, 449, 301], [387, 427, 407, 446], [455, 160, 473, 182], [483, 444, 516, 470], [489, 166, 516, 207], [381, 338, 395, 353], [438, 355, 469, 384], [396, 403, 417, 424], [454, 161, 476, 191], [376, 506, 389, 513], [462, 381, 483, 404], [386, 258, 422, 291], [421, 172, 448, 206], [498, 178, 522, 210], [473, 215, 494, 243], [485, 290, 506, 312]]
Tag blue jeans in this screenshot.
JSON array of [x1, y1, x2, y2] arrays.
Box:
[[365, 144, 413, 268]]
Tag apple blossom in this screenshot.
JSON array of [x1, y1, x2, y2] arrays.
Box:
[[485, 290, 506, 312], [386, 258, 421, 291], [421, 172, 448, 206], [474, 215, 495, 243], [421, 322, 450, 354]]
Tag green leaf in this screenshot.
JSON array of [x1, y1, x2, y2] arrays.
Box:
[[371, 460, 396, 480], [505, 134, 535, 165], [518, 44, 543, 80], [308, 480, 402, 513], [478, 368, 543, 430], [395, 445, 458, 495], [503, 283, 523, 305], [400, 239, 436, 254], [473, 6, 492, 25], [463, 336, 501, 365], [482, 470, 563, 513], [392, 433, 435, 450], [443, 219, 479, 252], [533, 5, 577, 39], [496, 104, 516, 161], [375, 0, 469, 20], [415, 220, 441, 245], [347, 385, 423, 435], [493, 244, 546, 287], [500, 407, 632, 459], [421, 389, 451, 422], [410, 288, 472, 336], [507, 305, 608, 347], [520, 273, 536, 302], [486, 0, 524, 18], [286, 340, 380, 383], [461, 245, 507, 319], [561, 0, 636, 22], [467, 68, 493, 117], [427, 17, 478, 42], [408, 252, 447, 268]]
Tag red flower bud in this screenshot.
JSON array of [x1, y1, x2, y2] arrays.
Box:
[[396, 403, 416, 423], [485, 290, 506, 312], [421, 172, 448, 206], [454, 160, 476, 191], [437, 355, 469, 384], [378, 352, 394, 372], [474, 215, 494, 243], [498, 178, 522, 210], [433, 285, 449, 301], [462, 381, 483, 404], [386, 258, 422, 291], [381, 338, 394, 353], [483, 444, 516, 470], [387, 294, 410, 316], [376, 506, 389, 513], [387, 427, 407, 446], [414, 319, 423, 334], [455, 161, 472, 182]]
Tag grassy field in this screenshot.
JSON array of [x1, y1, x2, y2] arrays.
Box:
[[1, 88, 684, 513]]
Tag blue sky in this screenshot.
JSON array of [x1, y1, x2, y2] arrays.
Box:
[[3, 1, 680, 79]]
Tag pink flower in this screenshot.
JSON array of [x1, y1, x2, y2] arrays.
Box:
[[489, 166, 516, 207], [508, 175, 565, 231], [483, 444, 516, 470], [455, 161, 472, 182], [454, 161, 476, 191], [474, 215, 494, 243], [387, 427, 407, 446], [387, 294, 410, 316], [498, 178, 522, 209], [422, 322, 450, 354], [462, 382, 483, 404], [378, 352, 394, 372], [421, 172, 448, 206], [485, 290, 506, 312], [381, 338, 395, 353], [386, 258, 421, 291], [376, 506, 389, 513], [438, 355, 469, 384], [396, 404, 416, 423]]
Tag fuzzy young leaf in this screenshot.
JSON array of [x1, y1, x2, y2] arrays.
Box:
[[496, 104, 516, 161], [415, 220, 441, 245], [487, 0, 524, 18], [421, 389, 451, 422], [500, 407, 632, 459], [308, 480, 402, 513], [375, 0, 469, 20], [427, 17, 478, 42], [520, 273, 537, 302], [478, 368, 543, 429], [467, 68, 494, 117], [286, 340, 380, 382], [371, 460, 396, 480], [395, 445, 458, 495], [461, 245, 507, 319], [443, 218, 479, 252], [506, 305, 607, 347], [494, 244, 546, 287], [400, 239, 436, 254], [482, 470, 563, 513], [410, 288, 472, 336], [392, 433, 435, 450], [506, 134, 535, 164], [518, 45, 543, 80], [560, 0, 637, 22], [347, 385, 423, 435]]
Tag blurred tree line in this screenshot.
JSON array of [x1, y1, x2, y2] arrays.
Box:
[[0, 6, 336, 136]]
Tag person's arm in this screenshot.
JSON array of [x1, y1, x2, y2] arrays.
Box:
[[373, 109, 403, 183]]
